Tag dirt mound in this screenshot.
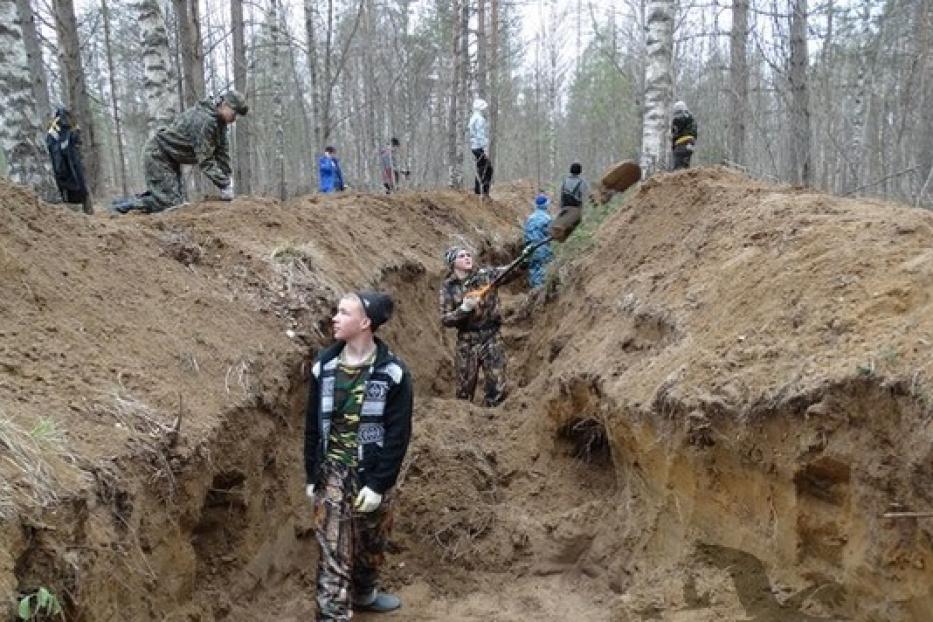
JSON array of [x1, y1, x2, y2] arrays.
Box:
[[1, 168, 931, 621], [0, 183, 528, 620], [508, 167, 933, 620]]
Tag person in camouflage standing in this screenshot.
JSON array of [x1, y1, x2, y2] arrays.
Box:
[[304, 291, 413, 621], [438, 246, 520, 407], [116, 90, 248, 213]]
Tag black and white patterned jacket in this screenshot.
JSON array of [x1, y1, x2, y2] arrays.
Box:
[[303, 338, 413, 494]]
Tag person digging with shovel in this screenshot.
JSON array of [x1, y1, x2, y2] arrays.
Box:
[[304, 291, 413, 620], [439, 246, 530, 407]]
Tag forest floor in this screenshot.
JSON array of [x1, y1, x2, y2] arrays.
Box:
[[0, 168, 931, 621]]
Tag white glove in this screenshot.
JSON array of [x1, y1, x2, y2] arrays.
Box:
[[220, 180, 235, 201], [459, 296, 479, 313], [354, 486, 382, 513], [685, 143, 695, 152], [305, 484, 315, 499]]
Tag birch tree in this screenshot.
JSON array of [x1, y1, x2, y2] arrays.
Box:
[[640, 0, 675, 175], [0, 0, 54, 196], [14, 0, 51, 121], [446, 0, 464, 188], [137, 0, 176, 132]]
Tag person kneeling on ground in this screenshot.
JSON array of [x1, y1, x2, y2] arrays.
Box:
[[524, 193, 553, 289], [113, 90, 247, 213], [438, 247, 521, 407], [304, 291, 413, 621]]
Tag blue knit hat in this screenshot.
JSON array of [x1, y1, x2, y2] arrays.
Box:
[[535, 194, 550, 208]]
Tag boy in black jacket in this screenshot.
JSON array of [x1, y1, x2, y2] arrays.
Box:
[[304, 291, 413, 621]]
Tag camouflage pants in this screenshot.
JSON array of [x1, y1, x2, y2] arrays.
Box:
[[455, 328, 507, 407], [527, 251, 553, 289], [139, 137, 184, 213], [313, 461, 393, 622]]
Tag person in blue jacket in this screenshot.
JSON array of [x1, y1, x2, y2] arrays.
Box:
[[524, 193, 554, 289], [319, 146, 346, 192]]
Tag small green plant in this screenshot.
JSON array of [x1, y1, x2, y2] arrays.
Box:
[[554, 190, 632, 260], [29, 419, 65, 444], [17, 587, 63, 620], [270, 242, 311, 262], [878, 345, 899, 366]]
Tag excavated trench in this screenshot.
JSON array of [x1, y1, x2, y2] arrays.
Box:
[[3, 171, 933, 621]]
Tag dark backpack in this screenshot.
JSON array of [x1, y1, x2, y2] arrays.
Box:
[[561, 177, 584, 207]]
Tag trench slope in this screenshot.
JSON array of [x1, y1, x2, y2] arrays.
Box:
[[2, 168, 932, 622]]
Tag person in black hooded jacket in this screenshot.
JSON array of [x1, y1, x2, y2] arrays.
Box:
[[304, 290, 413, 620], [671, 100, 698, 169]]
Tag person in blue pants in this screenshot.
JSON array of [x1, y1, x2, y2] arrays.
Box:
[[524, 193, 554, 289], [319, 146, 346, 193]]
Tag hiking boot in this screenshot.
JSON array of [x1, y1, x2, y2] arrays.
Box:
[[352, 588, 401, 613]]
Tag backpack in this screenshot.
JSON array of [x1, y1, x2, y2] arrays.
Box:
[[561, 177, 584, 207]]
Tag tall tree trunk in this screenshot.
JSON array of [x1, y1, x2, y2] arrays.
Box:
[[818, 0, 834, 191], [286, 24, 313, 187], [137, 0, 176, 133], [640, 0, 674, 175], [788, 0, 811, 185], [363, 0, 377, 181], [269, 0, 285, 200], [477, 0, 487, 99], [172, 0, 205, 107], [322, 0, 335, 143], [459, 0, 470, 120], [446, 0, 463, 188], [488, 0, 499, 165], [729, 0, 748, 165], [14, 0, 50, 121], [53, 0, 103, 200], [304, 0, 321, 150], [232, 0, 251, 194], [916, 0, 932, 206], [0, 0, 54, 197], [101, 0, 127, 196], [848, 0, 874, 191]]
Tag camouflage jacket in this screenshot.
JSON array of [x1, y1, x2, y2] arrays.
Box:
[[155, 99, 232, 188], [439, 266, 519, 333]]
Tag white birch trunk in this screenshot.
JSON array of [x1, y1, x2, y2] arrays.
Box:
[[640, 0, 674, 176], [849, 0, 873, 190], [136, 0, 176, 132], [0, 0, 54, 196], [14, 0, 51, 121]]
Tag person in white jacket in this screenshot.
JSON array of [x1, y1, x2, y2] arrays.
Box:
[[468, 98, 493, 196]]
